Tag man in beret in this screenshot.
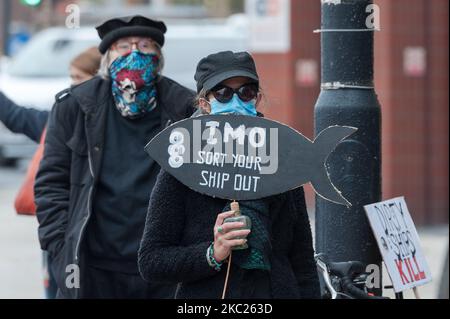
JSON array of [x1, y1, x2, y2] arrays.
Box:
[[35, 15, 196, 299]]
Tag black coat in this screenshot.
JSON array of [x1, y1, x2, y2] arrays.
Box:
[[34, 76, 195, 299], [0, 91, 48, 142], [138, 170, 321, 299]]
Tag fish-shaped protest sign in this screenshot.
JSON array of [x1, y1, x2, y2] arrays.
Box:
[[145, 115, 357, 206]]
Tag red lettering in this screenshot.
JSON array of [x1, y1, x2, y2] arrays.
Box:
[[395, 259, 410, 284], [404, 258, 414, 282], [413, 256, 427, 280], [404, 258, 417, 282]]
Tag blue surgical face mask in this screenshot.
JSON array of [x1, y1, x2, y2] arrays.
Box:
[[209, 94, 257, 117]]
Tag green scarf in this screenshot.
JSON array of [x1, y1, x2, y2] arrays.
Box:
[[222, 200, 272, 271]]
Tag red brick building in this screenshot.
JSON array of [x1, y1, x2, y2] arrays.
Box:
[[253, 0, 448, 225]]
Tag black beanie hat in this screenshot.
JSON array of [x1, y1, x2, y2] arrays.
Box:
[[96, 15, 167, 54]]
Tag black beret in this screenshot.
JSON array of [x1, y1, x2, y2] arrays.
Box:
[[96, 15, 167, 54]]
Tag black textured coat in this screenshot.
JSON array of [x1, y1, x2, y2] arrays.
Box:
[[34, 76, 195, 298], [138, 170, 321, 299]]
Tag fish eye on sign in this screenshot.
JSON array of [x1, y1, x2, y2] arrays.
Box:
[[145, 114, 358, 204]]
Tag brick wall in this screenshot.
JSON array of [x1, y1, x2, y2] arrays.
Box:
[[375, 0, 449, 224], [252, 0, 448, 225], [252, 0, 321, 209]]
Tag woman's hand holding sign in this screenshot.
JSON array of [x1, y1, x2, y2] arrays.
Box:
[[213, 211, 251, 263]]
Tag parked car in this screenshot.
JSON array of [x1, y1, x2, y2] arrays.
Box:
[[163, 15, 249, 89], [0, 27, 99, 164], [0, 16, 249, 164]]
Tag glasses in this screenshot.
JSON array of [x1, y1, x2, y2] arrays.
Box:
[[210, 83, 259, 103], [114, 39, 157, 55]]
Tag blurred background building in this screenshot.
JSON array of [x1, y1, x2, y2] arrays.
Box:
[[0, 0, 448, 226]]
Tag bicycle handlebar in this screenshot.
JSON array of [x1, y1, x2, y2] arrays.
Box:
[[341, 276, 389, 300], [315, 254, 390, 299]]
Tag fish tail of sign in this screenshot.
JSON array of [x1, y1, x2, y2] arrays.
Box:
[[310, 168, 352, 207], [310, 126, 358, 206]]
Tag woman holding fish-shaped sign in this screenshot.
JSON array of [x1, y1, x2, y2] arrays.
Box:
[[138, 51, 320, 299]]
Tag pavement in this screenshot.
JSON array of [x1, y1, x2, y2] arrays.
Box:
[[0, 162, 42, 299], [0, 163, 448, 299]]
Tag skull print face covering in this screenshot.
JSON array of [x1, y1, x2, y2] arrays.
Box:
[[110, 51, 159, 119]]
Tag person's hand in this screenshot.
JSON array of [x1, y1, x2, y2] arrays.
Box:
[[213, 211, 251, 263]]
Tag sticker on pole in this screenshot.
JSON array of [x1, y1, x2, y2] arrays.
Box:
[[364, 197, 432, 292], [145, 115, 357, 204]]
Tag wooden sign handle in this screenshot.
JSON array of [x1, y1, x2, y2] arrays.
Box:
[[413, 287, 421, 299], [222, 201, 239, 299], [231, 201, 240, 216]]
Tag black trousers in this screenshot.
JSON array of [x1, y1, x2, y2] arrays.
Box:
[[82, 265, 176, 299]]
